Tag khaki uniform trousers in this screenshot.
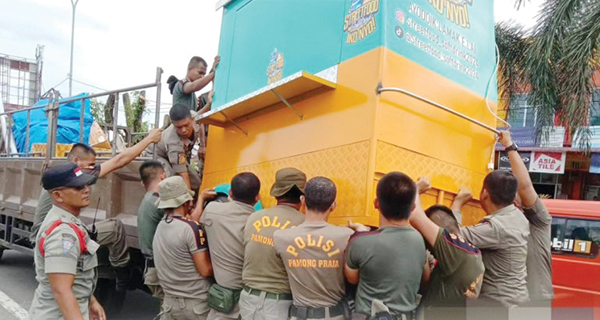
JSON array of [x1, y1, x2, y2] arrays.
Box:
[[160, 296, 210, 320], [208, 303, 241, 320], [95, 218, 130, 267], [238, 289, 292, 320], [144, 266, 164, 300]]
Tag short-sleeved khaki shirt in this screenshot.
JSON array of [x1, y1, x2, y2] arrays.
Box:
[[153, 215, 211, 299], [144, 117, 202, 173], [461, 205, 530, 307], [273, 221, 353, 308], [523, 199, 554, 301], [242, 205, 305, 294], [201, 200, 255, 289], [29, 205, 100, 320]]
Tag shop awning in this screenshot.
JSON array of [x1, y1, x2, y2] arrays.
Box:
[[495, 146, 600, 153], [195, 71, 336, 134]]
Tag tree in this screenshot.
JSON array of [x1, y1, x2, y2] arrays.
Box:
[[498, 0, 600, 147], [90, 98, 105, 123], [123, 90, 150, 143]]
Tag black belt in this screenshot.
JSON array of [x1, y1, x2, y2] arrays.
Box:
[[289, 300, 349, 319], [146, 258, 155, 268], [368, 310, 415, 320], [243, 286, 292, 301]]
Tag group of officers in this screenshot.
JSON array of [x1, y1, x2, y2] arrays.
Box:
[[27, 56, 554, 320]]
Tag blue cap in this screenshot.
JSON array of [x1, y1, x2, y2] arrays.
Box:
[[215, 183, 263, 211]]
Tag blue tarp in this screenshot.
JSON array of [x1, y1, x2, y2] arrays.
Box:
[[11, 93, 93, 153]]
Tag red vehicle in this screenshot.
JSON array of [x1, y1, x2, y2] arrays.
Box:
[[543, 199, 600, 317]]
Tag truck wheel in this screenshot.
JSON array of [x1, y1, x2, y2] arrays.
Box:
[[94, 278, 126, 316]]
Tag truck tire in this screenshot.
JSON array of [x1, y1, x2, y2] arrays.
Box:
[[0, 247, 4, 262], [94, 278, 126, 316]]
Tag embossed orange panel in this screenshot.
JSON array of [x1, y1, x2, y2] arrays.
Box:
[[202, 141, 371, 224]]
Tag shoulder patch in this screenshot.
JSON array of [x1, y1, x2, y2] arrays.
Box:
[[442, 229, 480, 255], [62, 234, 76, 253], [173, 216, 208, 250], [348, 229, 382, 244], [178, 153, 187, 165]]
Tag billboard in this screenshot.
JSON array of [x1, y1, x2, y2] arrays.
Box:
[[385, 0, 497, 100]]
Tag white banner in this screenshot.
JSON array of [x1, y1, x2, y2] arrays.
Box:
[[529, 152, 566, 174]]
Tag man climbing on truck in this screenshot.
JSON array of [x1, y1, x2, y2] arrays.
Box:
[[143, 105, 204, 191], [30, 128, 163, 292]]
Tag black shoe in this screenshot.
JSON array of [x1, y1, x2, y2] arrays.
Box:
[[114, 266, 130, 292]]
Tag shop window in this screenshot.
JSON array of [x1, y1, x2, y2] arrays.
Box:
[[551, 218, 566, 245], [508, 94, 537, 128], [590, 89, 600, 126], [552, 218, 600, 258]]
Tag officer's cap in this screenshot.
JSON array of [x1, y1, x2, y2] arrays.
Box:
[[270, 168, 306, 197], [157, 176, 195, 209], [42, 163, 96, 190]]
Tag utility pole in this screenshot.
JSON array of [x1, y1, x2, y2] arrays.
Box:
[[68, 0, 80, 97]]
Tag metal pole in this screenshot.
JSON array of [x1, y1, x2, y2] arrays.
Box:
[[377, 86, 500, 135], [79, 98, 85, 143], [153, 67, 162, 159], [68, 0, 79, 97], [25, 109, 30, 157], [6, 115, 12, 157], [44, 91, 57, 165], [112, 93, 119, 157]]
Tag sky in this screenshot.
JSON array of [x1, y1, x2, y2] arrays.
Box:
[[0, 0, 544, 127]]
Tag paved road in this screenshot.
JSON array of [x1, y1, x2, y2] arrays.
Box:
[[0, 250, 160, 320]]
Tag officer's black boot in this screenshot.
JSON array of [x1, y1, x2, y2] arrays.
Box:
[[114, 266, 130, 292]]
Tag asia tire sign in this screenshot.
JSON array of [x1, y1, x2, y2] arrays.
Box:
[[529, 152, 566, 174]]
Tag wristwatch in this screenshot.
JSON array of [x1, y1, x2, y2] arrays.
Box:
[[505, 143, 519, 152]]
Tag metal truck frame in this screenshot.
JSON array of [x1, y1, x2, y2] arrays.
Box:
[[0, 67, 164, 314]]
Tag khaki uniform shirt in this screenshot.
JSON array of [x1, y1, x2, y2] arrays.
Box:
[[422, 228, 485, 308], [153, 215, 211, 299], [273, 221, 354, 308], [137, 191, 165, 259], [461, 205, 530, 307], [243, 205, 305, 294], [29, 205, 100, 320], [523, 199, 554, 301], [201, 200, 255, 289], [143, 117, 202, 174]]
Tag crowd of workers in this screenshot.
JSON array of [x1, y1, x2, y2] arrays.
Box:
[[26, 56, 554, 320]]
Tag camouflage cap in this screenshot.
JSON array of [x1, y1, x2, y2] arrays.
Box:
[[270, 168, 307, 197], [157, 176, 195, 209]]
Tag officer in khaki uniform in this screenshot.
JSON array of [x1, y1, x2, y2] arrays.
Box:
[[458, 170, 530, 320], [29, 163, 105, 320], [153, 176, 213, 320], [143, 104, 203, 191], [30, 132, 162, 291], [274, 177, 353, 320], [201, 173, 261, 320], [239, 168, 307, 320]]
